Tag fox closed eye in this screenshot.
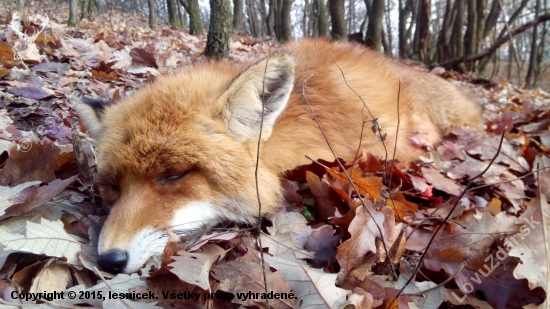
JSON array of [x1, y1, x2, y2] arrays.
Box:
[[161, 171, 190, 185], [97, 183, 120, 204]]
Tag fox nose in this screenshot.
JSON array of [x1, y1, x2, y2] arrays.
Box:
[[97, 250, 128, 273]]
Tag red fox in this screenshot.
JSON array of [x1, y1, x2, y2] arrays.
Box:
[[74, 39, 482, 274]]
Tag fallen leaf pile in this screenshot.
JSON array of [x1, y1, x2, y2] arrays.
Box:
[[1, 3, 550, 309]]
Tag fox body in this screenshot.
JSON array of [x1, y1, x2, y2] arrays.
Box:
[[74, 40, 482, 274]]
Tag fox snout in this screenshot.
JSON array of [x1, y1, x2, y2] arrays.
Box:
[[97, 250, 128, 274]]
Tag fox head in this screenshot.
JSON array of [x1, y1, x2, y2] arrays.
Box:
[[74, 52, 296, 274]]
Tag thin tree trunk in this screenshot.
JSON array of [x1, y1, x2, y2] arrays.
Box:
[[205, 0, 232, 59], [512, 42, 514, 81], [449, 0, 464, 70], [148, 0, 156, 28], [303, 0, 310, 36], [181, 0, 203, 34], [398, 0, 412, 58], [246, 0, 259, 36], [464, 0, 477, 70], [278, 0, 292, 42], [68, 0, 79, 27], [475, 0, 485, 52], [266, 0, 276, 37], [412, 0, 429, 60], [233, 0, 244, 32], [525, 0, 540, 87], [365, 0, 384, 51], [315, 0, 328, 36], [534, 0, 547, 86], [384, 0, 392, 56], [329, 0, 347, 40], [436, 0, 452, 62], [167, 0, 181, 27], [80, 0, 89, 18], [483, 0, 501, 38], [177, 2, 184, 28]]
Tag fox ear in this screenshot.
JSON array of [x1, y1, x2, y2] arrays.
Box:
[[72, 96, 111, 139], [221, 51, 295, 141]]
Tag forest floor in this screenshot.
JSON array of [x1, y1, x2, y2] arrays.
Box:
[[0, 3, 550, 309]]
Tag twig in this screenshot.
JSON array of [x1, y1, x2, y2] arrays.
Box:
[[255, 57, 270, 309], [467, 166, 550, 191], [394, 128, 507, 300], [92, 266, 133, 309], [404, 165, 550, 242], [330, 52, 390, 183], [330, 53, 403, 223], [302, 76, 397, 280], [402, 262, 466, 296], [386, 78, 402, 222]]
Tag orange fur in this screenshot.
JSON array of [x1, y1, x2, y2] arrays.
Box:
[[74, 39, 482, 273]]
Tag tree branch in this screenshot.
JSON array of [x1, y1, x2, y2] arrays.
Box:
[[178, 0, 189, 14], [433, 13, 550, 69]]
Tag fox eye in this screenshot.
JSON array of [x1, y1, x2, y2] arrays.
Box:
[[161, 171, 189, 184], [98, 183, 120, 204]]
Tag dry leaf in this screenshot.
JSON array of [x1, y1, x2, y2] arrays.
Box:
[[0, 218, 82, 264], [168, 244, 225, 291]]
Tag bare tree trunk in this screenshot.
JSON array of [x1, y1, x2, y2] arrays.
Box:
[[205, 0, 232, 59], [477, 0, 502, 72], [483, 0, 501, 38], [398, 0, 412, 58], [329, 0, 347, 40], [68, 0, 79, 27], [449, 0, 465, 70], [384, 0, 393, 56], [315, 0, 328, 36], [279, 0, 292, 42], [365, 0, 384, 51], [246, 0, 259, 36], [80, 0, 89, 18], [148, 0, 156, 28], [381, 27, 391, 55], [167, 0, 181, 27], [177, 2, 185, 28], [180, 0, 203, 34], [436, 0, 452, 62], [534, 0, 547, 87], [525, 0, 541, 87], [266, 0, 276, 37], [475, 0, 485, 52], [233, 0, 244, 32], [464, 0, 477, 70], [412, 0, 429, 60], [506, 44, 514, 81], [303, 0, 310, 37]]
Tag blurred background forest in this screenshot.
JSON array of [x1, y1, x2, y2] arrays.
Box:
[[4, 0, 550, 90]]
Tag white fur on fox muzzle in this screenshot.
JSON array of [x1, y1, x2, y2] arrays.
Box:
[[98, 228, 166, 274], [98, 201, 222, 274]]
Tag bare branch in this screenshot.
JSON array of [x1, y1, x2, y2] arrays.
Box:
[[434, 13, 550, 69]]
